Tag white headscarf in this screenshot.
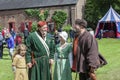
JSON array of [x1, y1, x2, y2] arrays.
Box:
[[59, 31, 68, 41]]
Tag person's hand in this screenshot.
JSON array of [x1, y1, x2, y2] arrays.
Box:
[[89, 72, 97, 80], [12, 66, 16, 72], [27, 62, 32, 68], [89, 66, 96, 80], [49, 59, 54, 65]]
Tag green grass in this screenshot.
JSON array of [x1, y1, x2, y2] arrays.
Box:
[[0, 48, 13, 80], [0, 38, 120, 80], [97, 38, 120, 80]]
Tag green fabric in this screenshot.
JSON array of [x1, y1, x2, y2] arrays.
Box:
[[25, 32, 55, 80], [54, 43, 72, 80], [46, 33, 55, 59]]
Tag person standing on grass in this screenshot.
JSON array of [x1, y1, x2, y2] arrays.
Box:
[[72, 19, 106, 80], [54, 31, 72, 80], [25, 21, 55, 80], [12, 44, 28, 80], [0, 31, 4, 59], [6, 33, 15, 59]]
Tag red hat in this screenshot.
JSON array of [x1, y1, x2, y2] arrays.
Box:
[[37, 21, 47, 27]]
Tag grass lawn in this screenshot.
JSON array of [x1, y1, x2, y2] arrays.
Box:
[[0, 38, 120, 80], [96, 38, 120, 80], [0, 48, 13, 80]]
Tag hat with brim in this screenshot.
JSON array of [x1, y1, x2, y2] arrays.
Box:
[[59, 31, 68, 41]]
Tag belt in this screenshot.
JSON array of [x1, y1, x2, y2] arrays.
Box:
[[16, 67, 27, 69], [58, 57, 68, 59], [34, 55, 48, 59], [31, 55, 48, 66]]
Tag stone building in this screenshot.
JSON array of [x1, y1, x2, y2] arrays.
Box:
[[0, 0, 86, 32]]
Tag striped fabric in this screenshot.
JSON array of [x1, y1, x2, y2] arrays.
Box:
[[99, 6, 120, 22], [95, 6, 120, 38]]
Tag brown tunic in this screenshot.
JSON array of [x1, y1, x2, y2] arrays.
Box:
[[72, 30, 101, 73]]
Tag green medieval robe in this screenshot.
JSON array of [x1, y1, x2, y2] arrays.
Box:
[[54, 42, 72, 80], [25, 31, 55, 80]]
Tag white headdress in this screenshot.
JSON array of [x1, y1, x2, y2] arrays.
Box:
[[59, 31, 68, 41]]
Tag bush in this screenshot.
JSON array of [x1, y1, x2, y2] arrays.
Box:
[[62, 24, 72, 33], [25, 9, 49, 21], [52, 10, 67, 29], [24, 9, 40, 18], [31, 22, 37, 32]]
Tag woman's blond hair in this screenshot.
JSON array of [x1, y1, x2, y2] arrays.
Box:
[[12, 44, 27, 59]]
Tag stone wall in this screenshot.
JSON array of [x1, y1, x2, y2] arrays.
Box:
[[75, 0, 86, 19], [0, 10, 26, 31], [0, 0, 86, 31], [0, 6, 75, 31]]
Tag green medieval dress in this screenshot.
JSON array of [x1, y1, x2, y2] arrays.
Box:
[[25, 31, 55, 80], [54, 42, 72, 80]]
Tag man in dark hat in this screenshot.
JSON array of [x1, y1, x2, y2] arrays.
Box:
[[25, 21, 55, 80]]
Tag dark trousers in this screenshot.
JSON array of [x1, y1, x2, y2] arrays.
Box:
[[0, 44, 3, 59], [79, 73, 91, 80]]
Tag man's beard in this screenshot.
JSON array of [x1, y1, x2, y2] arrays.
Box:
[[74, 29, 80, 34], [43, 31, 47, 37], [73, 29, 82, 37]]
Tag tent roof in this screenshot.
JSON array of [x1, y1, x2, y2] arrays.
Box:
[[0, 0, 78, 11], [99, 6, 120, 22]]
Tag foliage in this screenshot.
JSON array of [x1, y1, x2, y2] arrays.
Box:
[[0, 26, 2, 31], [31, 22, 37, 32], [24, 9, 39, 18], [43, 10, 49, 20], [38, 10, 49, 21], [84, 0, 120, 30], [52, 10, 67, 29], [25, 9, 49, 21], [62, 24, 72, 33]]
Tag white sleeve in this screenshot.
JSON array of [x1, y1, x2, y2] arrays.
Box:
[[68, 52, 73, 68]]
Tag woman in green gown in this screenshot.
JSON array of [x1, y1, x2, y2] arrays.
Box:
[[54, 31, 72, 80]]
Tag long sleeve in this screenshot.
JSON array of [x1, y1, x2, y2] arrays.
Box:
[[12, 56, 19, 72], [86, 35, 100, 68], [68, 43, 73, 68], [11, 37, 14, 48], [68, 43, 72, 54], [49, 38, 55, 59], [6, 37, 14, 48], [25, 35, 32, 63], [12, 56, 19, 66]]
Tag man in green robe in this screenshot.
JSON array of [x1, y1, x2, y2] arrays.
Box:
[[25, 21, 55, 80]]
